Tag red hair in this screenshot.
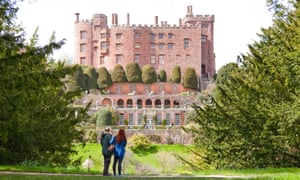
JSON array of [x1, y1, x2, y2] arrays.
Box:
[[116, 129, 126, 143]]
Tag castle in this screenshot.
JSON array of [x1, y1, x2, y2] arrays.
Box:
[[74, 5, 215, 126]]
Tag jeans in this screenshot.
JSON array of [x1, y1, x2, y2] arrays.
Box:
[[113, 156, 124, 176], [103, 155, 112, 176]]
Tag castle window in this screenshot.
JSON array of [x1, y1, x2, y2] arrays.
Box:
[[184, 38, 189, 49], [80, 43, 86, 52], [150, 43, 156, 49], [138, 113, 143, 125], [201, 35, 207, 43], [165, 113, 170, 125], [80, 31, 87, 39], [116, 33, 122, 39], [134, 54, 140, 63], [159, 33, 164, 39], [135, 33, 141, 39], [119, 113, 125, 125], [168, 33, 173, 39], [159, 55, 164, 64], [129, 113, 134, 125], [176, 55, 180, 61], [116, 43, 122, 50], [101, 42, 108, 51], [168, 43, 173, 49], [159, 43, 164, 49], [80, 57, 86, 65], [94, 25, 100, 31], [135, 42, 141, 48], [93, 46, 98, 52], [151, 55, 156, 64], [116, 54, 122, 64], [101, 33, 107, 39], [100, 56, 104, 65], [150, 33, 155, 41], [186, 54, 190, 62], [175, 114, 180, 125]]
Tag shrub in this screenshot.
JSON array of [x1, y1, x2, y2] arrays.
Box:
[[147, 134, 161, 143], [128, 133, 151, 151]]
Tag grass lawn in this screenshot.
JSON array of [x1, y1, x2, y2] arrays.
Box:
[[0, 143, 299, 179]]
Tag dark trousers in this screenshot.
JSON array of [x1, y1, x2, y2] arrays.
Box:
[[113, 156, 124, 176], [103, 155, 112, 176]]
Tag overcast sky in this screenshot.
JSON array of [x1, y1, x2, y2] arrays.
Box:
[[17, 0, 273, 71]]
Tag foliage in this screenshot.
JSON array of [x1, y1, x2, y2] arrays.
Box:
[[111, 64, 127, 82], [215, 62, 238, 85], [183, 67, 198, 90], [187, 0, 300, 169], [147, 134, 161, 143], [125, 62, 142, 82], [94, 108, 112, 126], [0, 0, 88, 166], [171, 65, 181, 83], [83, 66, 98, 91], [128, 133, 152, 151], [141, 64, 157, 83], [97, 66, 112, 89], [158, 69, 167, 82]]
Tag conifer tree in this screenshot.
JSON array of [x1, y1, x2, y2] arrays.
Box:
[[187, 0, 300, 168]]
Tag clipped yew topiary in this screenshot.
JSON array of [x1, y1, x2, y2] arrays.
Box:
[[171, 65, 181, 83], [142, 64, 157, 83], [183, 67, 198, 90], [97, 67, 112, 89], [126, 62, 142, 82], [112, 64, 127, 82], [158, 69, 167, 82]]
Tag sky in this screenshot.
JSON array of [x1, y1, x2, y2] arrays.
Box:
[[17, 0, 273, 71]]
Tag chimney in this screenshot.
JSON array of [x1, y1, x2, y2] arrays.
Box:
[[179, 18, 182, 26], [112, 13, 115, 25], [155, 16, 158, 25], [186, 5, 194, 17], [127, 13, 130, 26], [115, 13, 118, 25], [75, 13, 80, 22]]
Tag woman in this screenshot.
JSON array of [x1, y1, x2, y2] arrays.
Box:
[[110, 128, 127, 176]]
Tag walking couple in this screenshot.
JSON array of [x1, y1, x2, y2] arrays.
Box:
[[100, 127, 127, 176]]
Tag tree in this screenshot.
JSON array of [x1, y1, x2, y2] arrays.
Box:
[[126, 62, 142, 82], [158, 69, 167, 82], [0, 0, 88, 165], [142, 64, 157, 83], [186, 0, 300, 168], [183, 67, 198, 90], [95, 108, 113, 126], [215, 63, 239, 85], [111, 64, 127, 82], [97, 67, 112, 89], [171, 65, 181, 83], [84, 66, 98, 91]]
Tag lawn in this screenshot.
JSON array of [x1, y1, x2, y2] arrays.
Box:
[[0, 143, 299, 179]]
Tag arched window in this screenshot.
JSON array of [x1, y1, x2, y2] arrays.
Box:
[[145, 99, 152, 108], [117, 99, 124, 108]]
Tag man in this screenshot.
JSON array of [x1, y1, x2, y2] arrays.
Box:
[[100, 127, 113, 176]]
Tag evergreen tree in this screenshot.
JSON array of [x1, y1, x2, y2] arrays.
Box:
[[84, 66, 98, 90], [183, 67, 198, 90], [158, 69, 167, 82], [97, 66, 112, 89], [111, 64, 127, 82], [142, 64, 157, 83], [0, 0, 88, 165], [171, 65, 181, 83], [126, 62, 142, 82], [186, 0, 300, 168]]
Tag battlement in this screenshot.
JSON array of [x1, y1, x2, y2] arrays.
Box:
[[109, 23, 202, 30]]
